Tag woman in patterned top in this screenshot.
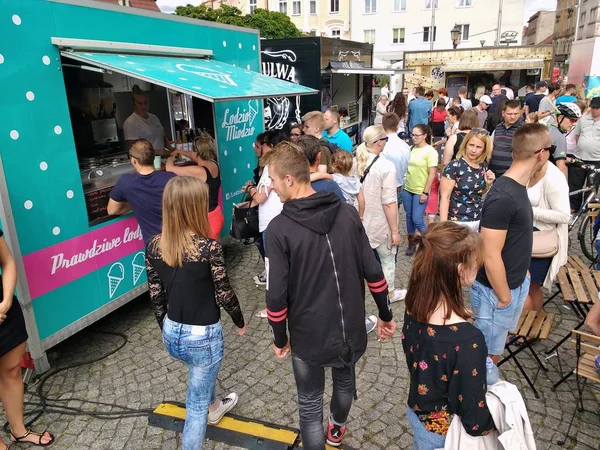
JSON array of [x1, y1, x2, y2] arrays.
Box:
[[439, 129, 496, 231], [402, 222, 495, 449], [146, 176, 246, 450]]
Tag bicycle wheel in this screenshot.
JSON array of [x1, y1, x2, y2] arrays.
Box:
[[578, 213, 598, 263]]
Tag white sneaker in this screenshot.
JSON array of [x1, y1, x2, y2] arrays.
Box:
[[253, 270, 267, 285], [208, 393, 238, 425], [390, 289, 407, 303], [365, 315, 377, 334]]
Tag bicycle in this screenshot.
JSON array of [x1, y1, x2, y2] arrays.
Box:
[[568, 159, 600, 262]]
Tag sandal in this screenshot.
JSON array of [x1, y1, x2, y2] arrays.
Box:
[[254, 309, 268, 319], [10, 429, 54, 447]]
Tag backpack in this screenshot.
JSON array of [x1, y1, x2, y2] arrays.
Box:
[[319, 138, 340, 154]]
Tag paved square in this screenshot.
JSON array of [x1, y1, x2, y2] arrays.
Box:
[[2, 224, 599, 450]]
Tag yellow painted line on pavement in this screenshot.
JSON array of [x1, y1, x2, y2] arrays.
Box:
[[153, 403, 298, 444]]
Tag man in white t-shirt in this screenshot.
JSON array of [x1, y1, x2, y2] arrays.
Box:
[[123, 88, 173, 156], [458, 86, 472, 110], [381, 83, 390, 99]]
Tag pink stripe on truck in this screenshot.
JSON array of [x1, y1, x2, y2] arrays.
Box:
[[23, 217, 145, 299]]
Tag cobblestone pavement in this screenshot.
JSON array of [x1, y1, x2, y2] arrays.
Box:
[[1, 218, 600, 450]]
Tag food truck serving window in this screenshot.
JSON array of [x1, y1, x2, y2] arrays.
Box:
[[61, 51, 318, 102]]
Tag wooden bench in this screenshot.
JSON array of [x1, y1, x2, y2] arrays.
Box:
[[547, 256, 599, 357], [549, 256, 599, 390], [498, 310, 556, 399], [557, 331, 600, 445]]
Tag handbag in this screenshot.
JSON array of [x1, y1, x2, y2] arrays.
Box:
[[532, 228, 558, 258], [360, 155, 380, 184], [230, 194, 260, 241]]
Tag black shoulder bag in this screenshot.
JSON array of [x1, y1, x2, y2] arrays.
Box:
[[360, 155, 380, 184]]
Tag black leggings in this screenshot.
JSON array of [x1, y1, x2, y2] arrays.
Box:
[[291, 354, 354, 450]]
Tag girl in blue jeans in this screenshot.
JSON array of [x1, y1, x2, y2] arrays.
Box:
[[403, 124, 439, 256], [146, 176, 246, 450]]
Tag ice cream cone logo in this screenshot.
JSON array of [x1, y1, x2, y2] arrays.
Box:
[[175, 64, 238, 86], [107, 262, 125, 299], [132, 252, 145, 285]]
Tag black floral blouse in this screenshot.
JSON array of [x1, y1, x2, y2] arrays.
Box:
[[442, 158, 488, 222], [401, 312, 495, 437], [145, 235, 244, 330]]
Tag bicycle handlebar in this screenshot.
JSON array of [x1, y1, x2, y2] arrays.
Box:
[[569, 157, 600, 172]]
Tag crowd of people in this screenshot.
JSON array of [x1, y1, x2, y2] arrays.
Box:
[[3, 81, 600, 450]]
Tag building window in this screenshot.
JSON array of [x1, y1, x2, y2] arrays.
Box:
[[456, 0, 472, 6], [365, 0, 376, 14], [249, 0, 257, 13], [590, 7, 597, 24], [331, 28, 341, 38], [279, 0, 287, 14], [364, 29, 376, 44], [459, 24, 470, 40], [423, 26, 437, 42], [292, 0, 301, 14], [392, 28, 405, 44], [310, 0, 316, 14], [424, 0, 438, 9], [330, 0, 339, 13], [393, 0, 406, 11]]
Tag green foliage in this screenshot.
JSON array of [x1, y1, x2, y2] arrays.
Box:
[[377, 75, 390, 87], [174, 5, 302, 39]]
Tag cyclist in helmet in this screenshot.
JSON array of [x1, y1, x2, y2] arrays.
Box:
[[548, 102, 582, 178]]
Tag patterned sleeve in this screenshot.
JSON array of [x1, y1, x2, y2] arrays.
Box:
[[447, 335, 495, 437], [145, 241, 167, 329], [442, 160, 457, 181], [208, 240, 245, 329]]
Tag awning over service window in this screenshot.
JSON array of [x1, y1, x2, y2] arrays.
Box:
[[442, 59, 545, 73], [324, 61, 413, 76], [60, 50, 318, 103]]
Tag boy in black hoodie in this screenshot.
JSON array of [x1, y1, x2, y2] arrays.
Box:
[[264, 142, 397, 449]]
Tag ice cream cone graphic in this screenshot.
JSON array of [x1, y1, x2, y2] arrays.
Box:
[[107, 262, 125, 299], [132, 252, 145, 285]]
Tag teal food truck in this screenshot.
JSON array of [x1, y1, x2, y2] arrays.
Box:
[[0, 0, 315, 372]]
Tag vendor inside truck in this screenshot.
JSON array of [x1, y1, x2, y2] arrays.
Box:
[[124, 85, 174, 156]]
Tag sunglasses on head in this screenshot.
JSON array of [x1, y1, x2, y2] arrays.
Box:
[[471, 127, 490, 136], [534, 144, 556, 154]]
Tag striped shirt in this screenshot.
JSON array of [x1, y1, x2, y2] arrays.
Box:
[[490, 119, 524, 177]]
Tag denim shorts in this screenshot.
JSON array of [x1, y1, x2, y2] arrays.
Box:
[[470, 276, 531, 355], [406, 407, 446, 450]]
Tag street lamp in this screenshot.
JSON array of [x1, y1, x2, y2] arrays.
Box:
[[450, 24, 462, 49]]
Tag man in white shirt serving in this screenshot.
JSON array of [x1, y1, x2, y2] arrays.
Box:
[[123, 85, 173, 156]]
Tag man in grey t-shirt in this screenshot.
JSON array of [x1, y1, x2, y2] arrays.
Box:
[[538, 84, 559, 123], [569, 97, 600, 210], [573, 97, 600, 161]]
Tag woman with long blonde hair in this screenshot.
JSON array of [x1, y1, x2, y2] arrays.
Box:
[[146, 176, 246, 450], [166, 133, 224, 239]]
